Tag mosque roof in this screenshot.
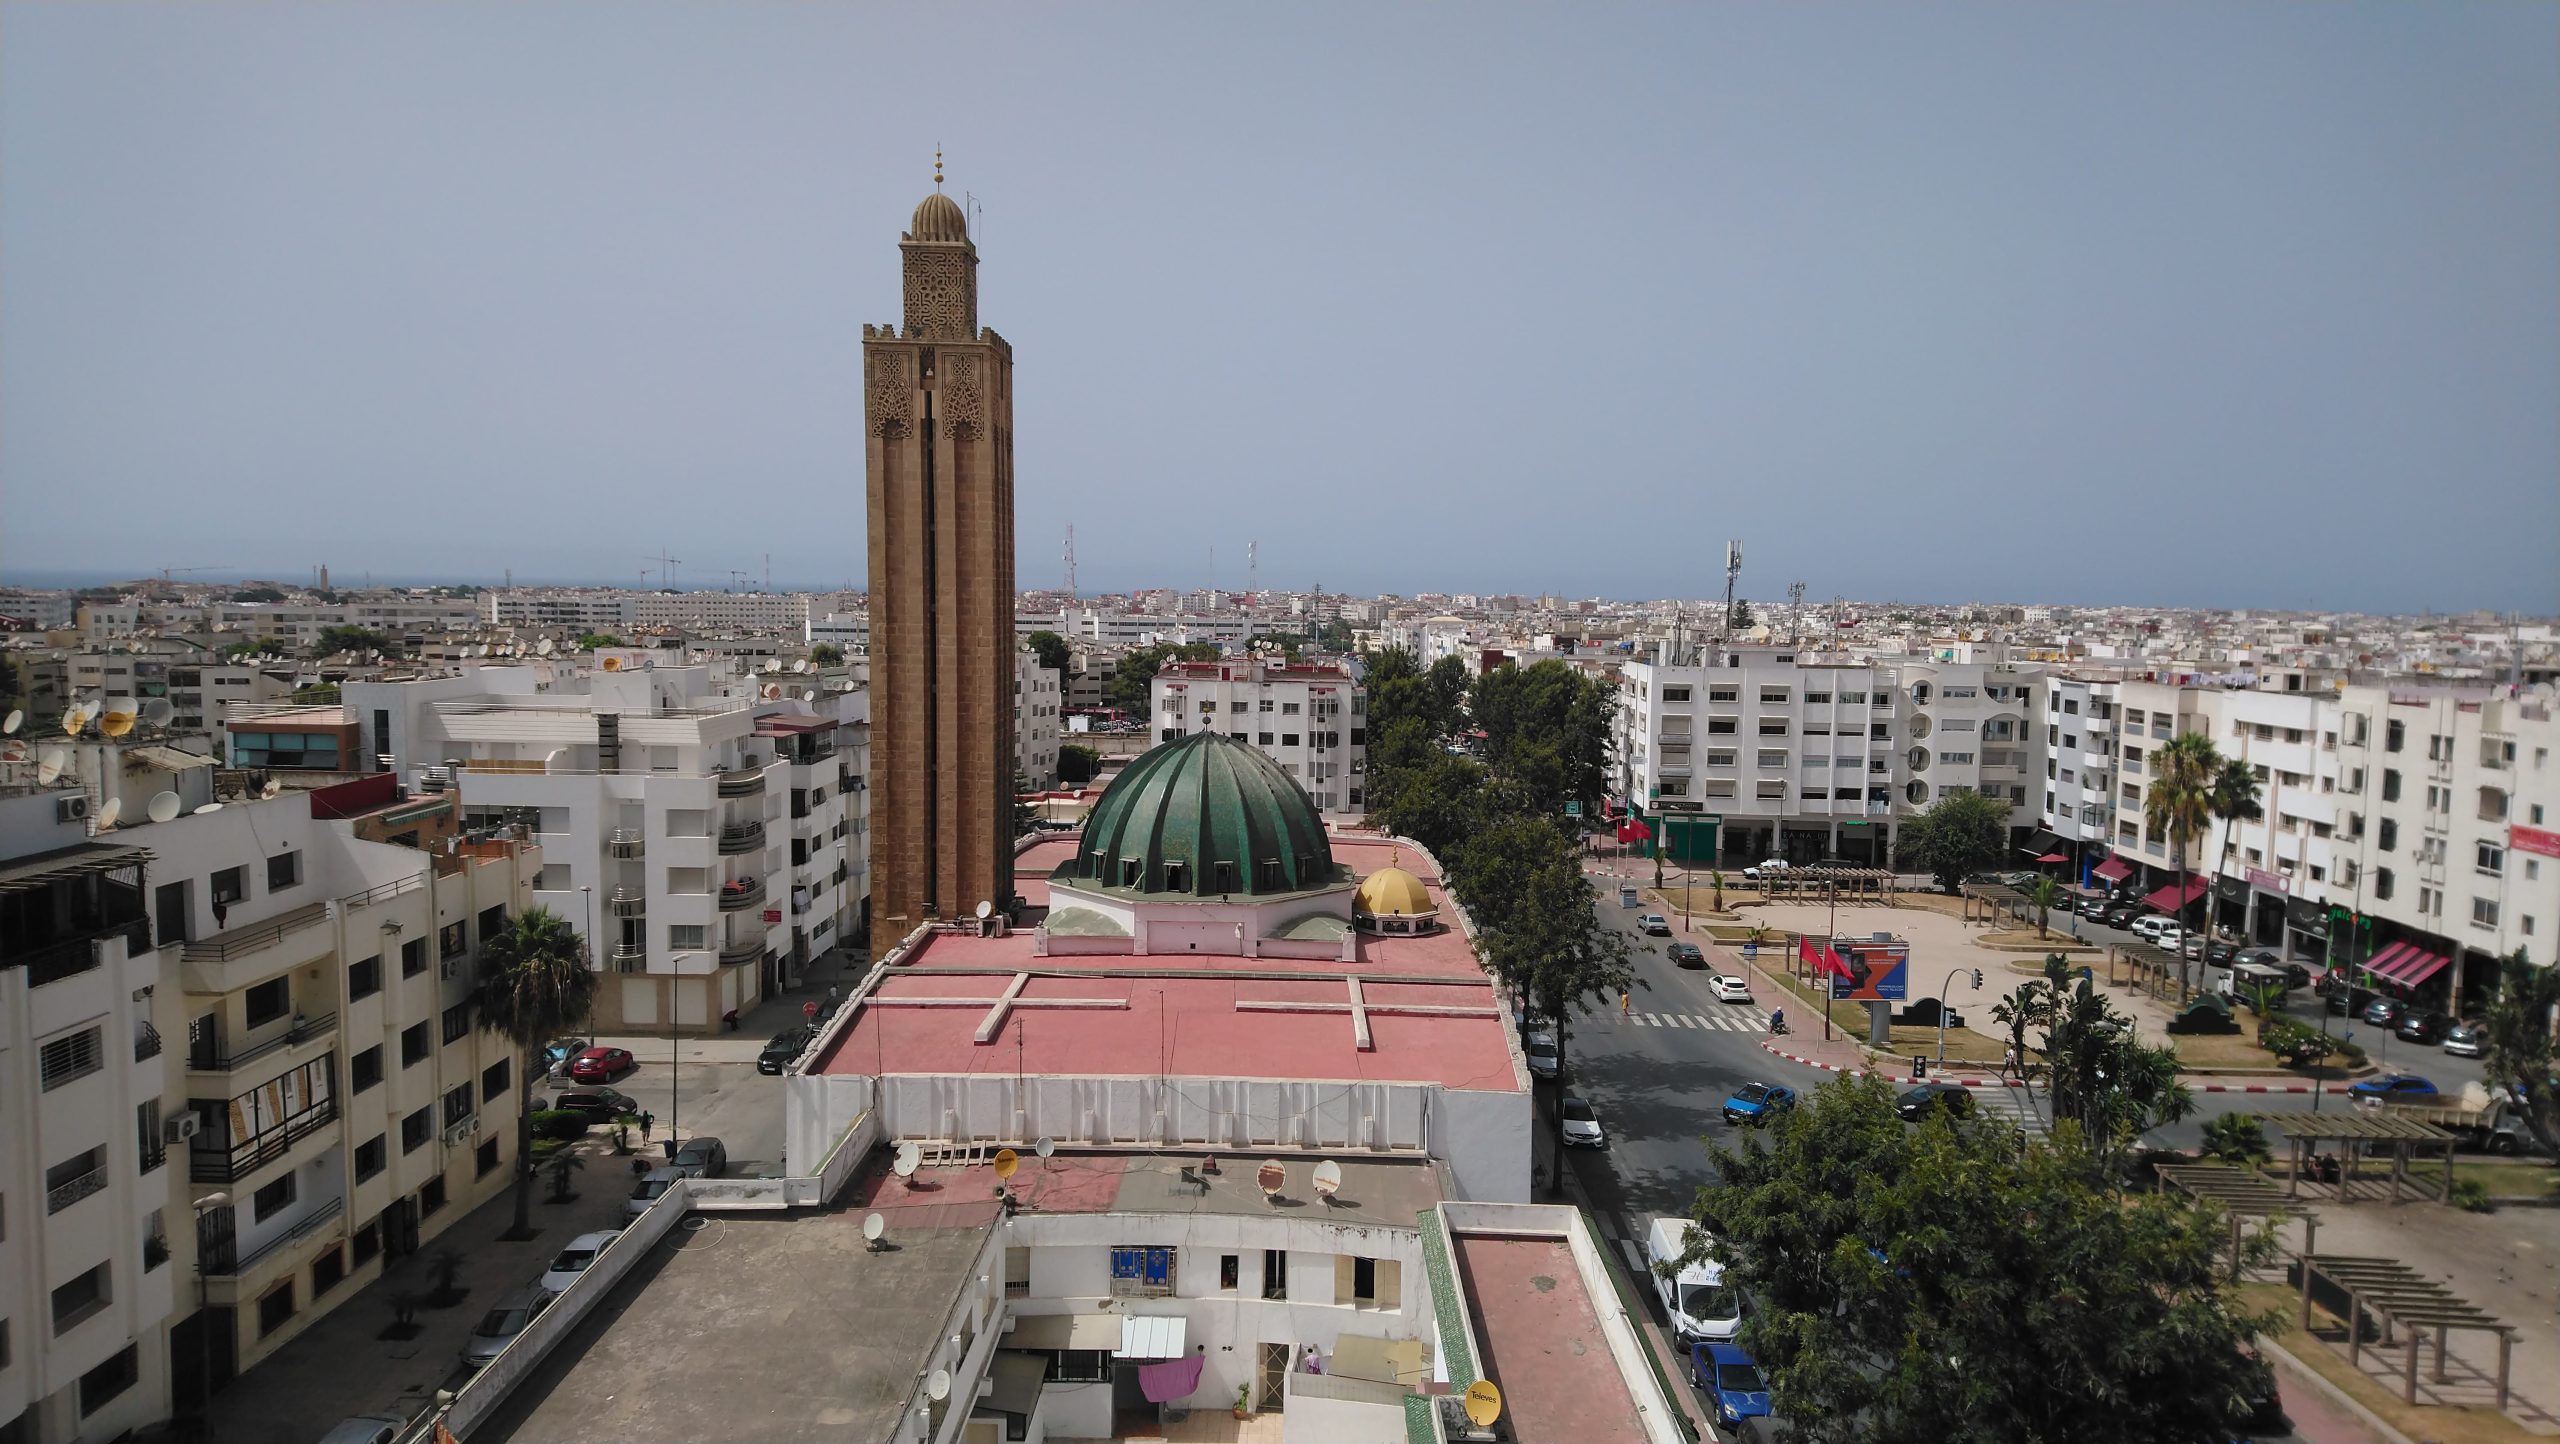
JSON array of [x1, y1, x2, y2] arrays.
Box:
[[1065, 731, 1338, 900]]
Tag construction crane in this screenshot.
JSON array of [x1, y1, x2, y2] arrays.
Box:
[[642, 550, 681, 588]]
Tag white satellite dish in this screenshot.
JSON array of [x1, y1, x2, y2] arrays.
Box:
[[761, 683, 781, 700], [792, 659, 809, 674], [1312, 1159, 1343, 1203], [2, 709, 20, 734], [37, 749, 66, 785], [538, 637, 556, 655], [763, 659, 781, 674], [95, 797, 122, 830], [261, 778, 282, 799], [141, 698, 175, 726], [863, 1211, 888, 1252], [927, 1369, 951, 1402], [801, 689, 817, 703], [193, 802, 224, 815], [1034, 1136, 1056, 1160], [61, 705, 87, 736], [974, 899, 993, 920], [148, 791, 182, 823], [893, 1141, 922, 1178]]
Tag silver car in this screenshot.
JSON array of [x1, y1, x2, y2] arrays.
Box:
[[2441, 1021, 2486, 1058], [627, 1165, 687, 1219], [461, 1285, 554, 1371]]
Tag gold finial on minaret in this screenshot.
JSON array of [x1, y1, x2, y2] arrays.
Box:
[[934, 146, 944, 191]]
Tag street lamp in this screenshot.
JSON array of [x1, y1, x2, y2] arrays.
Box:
[[580, 884, 596, 1049], [1936, 968, 1984, 1069]]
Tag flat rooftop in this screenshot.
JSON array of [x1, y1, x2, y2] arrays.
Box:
[[843, 1148, 1445, 1226], [814, 836, 1520, 1093], [1453, 1234, 1653, 1444]]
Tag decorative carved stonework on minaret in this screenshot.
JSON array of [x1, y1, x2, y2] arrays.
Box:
[[864, 172, 1017, 939]]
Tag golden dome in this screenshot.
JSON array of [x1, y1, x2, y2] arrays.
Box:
[[910, 191, 969, 244], [1355, 867, 1434, 918]]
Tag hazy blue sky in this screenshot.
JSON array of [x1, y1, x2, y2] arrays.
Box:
[[4, 3, 2553, 611]]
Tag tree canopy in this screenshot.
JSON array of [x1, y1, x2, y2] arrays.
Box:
[[1057, 742, 1101, 785], [1896, 789, 2011, 892], [312, 624, 392, 658], [471, 907, 596, 1238], [1105, 641, 1218, 715], [1991, 956, 2193, 1175], [809, 642, 846, 667], [1466, 659, 1612, 815], [1024, 630, 1071, 676], [576, 632, 627, 651], [1697, 1073, 2272, 1444], [2480, 947, 2560, 1156]]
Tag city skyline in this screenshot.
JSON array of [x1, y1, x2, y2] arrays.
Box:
[[4, 3, 2553, 613]]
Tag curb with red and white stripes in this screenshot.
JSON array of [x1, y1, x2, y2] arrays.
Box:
[[1756, 1040, 2336, 1094]]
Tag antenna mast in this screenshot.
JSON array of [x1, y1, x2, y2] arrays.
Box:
[[1062, 524, 1077, 604], [1246, 540, 1258, 607], [1788, 580, 1807, 649], [1721, 540, 1743, 640]]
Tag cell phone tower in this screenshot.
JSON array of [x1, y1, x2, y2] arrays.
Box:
[[1063, 523, 1077, 604], [1721, 540, 1743, 638]]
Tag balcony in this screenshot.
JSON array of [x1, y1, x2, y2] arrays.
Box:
[[715, 767, 767, 799], [48, 1164, 108, 1215], [192, 1098, 339, 1183], [717, 820, 767, 855], [205, 1196, 346, 1282], [610, 939, 648, 973], [134, 1021, 163, 1062], [607, 888, 647, 919], [180, 900, 332, 996], [189, 1012, 337, 1075], [719, 938, 765, 966], [718, 876, 766, 912], [607, 828, 646, 860]]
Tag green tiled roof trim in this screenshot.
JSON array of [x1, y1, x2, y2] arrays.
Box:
[[1403, 1391, 1438, 1444], [1417, 1206, 1476, 1386]]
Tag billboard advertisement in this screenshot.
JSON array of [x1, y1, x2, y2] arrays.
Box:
[[1825, 934, 1910, 1002]]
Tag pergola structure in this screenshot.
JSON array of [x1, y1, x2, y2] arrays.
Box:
[[1761, 867, 1898, 904], [2260, 1110, 2459, 1205], [2152, 1162, 2309, 1278], [2295, 1247, 2519, 1409]]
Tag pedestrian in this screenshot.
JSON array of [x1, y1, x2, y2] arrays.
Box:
[[2002, 1043, 2018, 1080], [1620, 989, 1631, 1017], [638, 1109, 654, 1140]]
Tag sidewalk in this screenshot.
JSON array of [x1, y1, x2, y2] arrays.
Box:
[[579, 943, 869, 1065]]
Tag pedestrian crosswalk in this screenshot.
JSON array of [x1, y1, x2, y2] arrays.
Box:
[[1608, 1007, 1776, 1033], [1971, 1086, 2052, 1140]]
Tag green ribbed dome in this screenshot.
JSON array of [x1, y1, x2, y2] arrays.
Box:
[[1068, 732, 1338, 898]]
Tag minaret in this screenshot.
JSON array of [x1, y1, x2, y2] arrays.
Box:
[[864, 155, 1018, 937]]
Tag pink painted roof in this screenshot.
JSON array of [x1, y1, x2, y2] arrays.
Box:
[[1454, 1235, 1652, 1444], [813, 835, 1519, 1092]]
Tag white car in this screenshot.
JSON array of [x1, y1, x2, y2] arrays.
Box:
[[1742, 859, 1791, 880], [2130, 915, 2169, 941], [539, 1229, 623, 1295], [1709, 975, 1754, 1004], [1560, 1095, 1607, 1148]]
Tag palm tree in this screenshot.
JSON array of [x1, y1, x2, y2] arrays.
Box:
[[473, 907, 597, 1240], [2207, 756, 2265, 944], [2145, 733, 2219, 995], [2027, 876, 2060, 939]]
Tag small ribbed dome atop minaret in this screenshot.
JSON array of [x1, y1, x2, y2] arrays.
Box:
[[909, 190, 968, 244]]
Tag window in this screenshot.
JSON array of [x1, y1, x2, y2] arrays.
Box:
[[53, 1262, 110, 1333], [2372, 868, 2394, 901], [401, 1108, 431, 1153], [351, 1045, 384, 1093], [401, 938, 428, 977], [79, 1342, 139, 1415], [258, 1280, 296, 1336], [1662, 686, 1692, 703], [1338, 1255, 1402, 1309], [1044, 1349, 1111, 1384], [1804, 690, 1832, 705], [1262, 1249, 1288, 1300], [1109, 1245, 1176, 1297], [1281, 702, 1300, 715], [1281, 733, 1300, 748], [476, 1138, 500, 1177], [669, 924, 707, 950], [313, 1245, 348, 1298], [481, 1058, 511, 1104], [1759, 688, 1790, 704], [441, 1001, 471, 1045], [444, 1084, 473, 1127], [438, 921, 467, 959], [2385, 719, 2404, 752], [266, 851, 302, 891], [2472, 897, 2500, 929], [2378, 819, 2398, 852], [245, 977, 291, 1030], [252, 1173, 297, 1224], [478, 904, 506, 942], [2478, 843, 2506, 876], [348, 956, 381, 1001], [401, 1022, 430, 1067], [353, 1222, 381, 1267], [41, 1027, 105, 1091], [356, 1134, 387, 1182], [211, 866, 248, 908], [2381, 770, 2401, 803]]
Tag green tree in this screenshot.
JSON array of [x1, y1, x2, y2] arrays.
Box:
[[2199, 1112, 2273, 1167], [471, 907, 598, 1240], [1696, 1074, 2272, 1444], [809, 643, 846, 667], [1897, 790, 2012, 893], [2027, 875, 2060, 939], [1423, 655, 1472, 734], [311, 624, 392, 657], [1057, 742, 1101, 786], [2146, 732, 2220, 990], [1728, 597, 1755, 632], [229, 586, 286, 603], [2208, 755, 2265, 890], [1370, 748, 1492, 864], [1467, 660, 1611, 815], [576, 632, 627, 651], [2010, 958, 2193, 1174], [1360, 647, 1430, 737], [2479, 947, 2560, 1156], [1024, 630, 1071, 676], [1104, 642, 1217, 716]]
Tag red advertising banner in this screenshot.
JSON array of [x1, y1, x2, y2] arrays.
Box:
[[2510, 824, 2560, 859]]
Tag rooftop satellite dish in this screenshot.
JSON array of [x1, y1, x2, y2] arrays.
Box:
[[261, 778, 282, 799], [761, 683, 781, 700], [95, 797, 122, 830], [975, 899, 993, 920], [763, 659, 781, 674], [792, 659, 809, 673], [141, 698, 175, 726], [992, 1148, 1019, 1182], [538, 637, 556, 655], [1311, 1159, 1343, 1202], [893, 1141, 922, 1178], [1463, 1379, 1504, 1428], [61, 705, 87, 736], [99, 709, 137, 738], [801, 689, 817, 703], [927, 1369, 952, 1403], [37, 750, 66, 785], [863, 1212, 888, 1251], [601, 654, 624, 671], [193, 802, 224, 815], [1034, 1136, 1056, 1160], [148, 791, 182, 824], [1257, 1160, 1286, 1199], [2, 709, 20, 734]]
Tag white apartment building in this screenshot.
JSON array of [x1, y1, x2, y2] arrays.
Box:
[[1017, 652, 1061, 791], [1891, 650, 2043, 835], [1034, 609, 1259, 647], [1, 771, 533, 1443], [345, 660, 866, 1029], [1149, 659, 1368, 819], [2034, 672, 2123, 877], [482, 592, 637, 632], [62, 651, 292, 736], [805, 612, 869, 655], [630, 592, 806, 633]]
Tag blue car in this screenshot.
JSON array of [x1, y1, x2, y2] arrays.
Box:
[[1691, 1341, 1772, 1431], [2347, 1073, 2439, 1104], [1722, 1082, 1798, 1127]]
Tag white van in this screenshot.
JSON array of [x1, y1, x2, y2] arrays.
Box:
[[1645, 1216, 1743, 1344]]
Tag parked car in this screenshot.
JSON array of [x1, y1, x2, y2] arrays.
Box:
[[316, 1417, 409, 1444], [1708, 974, 1754, 1004], [1691, 1341, 1773, 1434], [540, 1038, 584, 1076], [757, 1026, 813, 1075], [2442, 1021, 2487, 1058], [1647, 1216, 1743, 1344], [2324, 981, 2376, 1018], [2360, 996, 2405, 1028], [539, 1230, 624, 1295], [2101, 903, 2143, 928], [2181, 934, 2207, 961], [568, 1046, 635, 1083], [461, 1286, 555, 1370], [1559, 1096, 1606, 1148], [2395, 1010, 2452, 1045], [547, 1087, 639, 1122], [1742, 859, 1791, 880], [672, 1135, 729, 1178], [2129, 915, 2169, 941], [1896, 1081, 1975, 1122], [1722, 1081, 1797, 1126], [2204, 940, 2240, 968], [1639, 913, 1672, 937], [2347, 1073, 2439, 1104], [1523, 1031, 1561, 1080], [627, 1166, 688, 1219], [1668, 942, 1707, 969]]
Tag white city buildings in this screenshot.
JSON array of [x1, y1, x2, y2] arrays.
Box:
[[1016, 652, 1061, 791], [1149, 658, 1368, 819]]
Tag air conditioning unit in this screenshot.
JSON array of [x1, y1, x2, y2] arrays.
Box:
[[164, 1113, 202, 1144], [56, 795, 91, 822], [440, 958, 459, 980], [446, 1116, 480, 1145]]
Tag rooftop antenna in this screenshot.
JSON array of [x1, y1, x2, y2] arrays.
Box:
[[1246, 540, 1258, 607], [1062, 523, 1076, 604], [1721, 540, 1744, 640], [1788, 580, 1807, 649]]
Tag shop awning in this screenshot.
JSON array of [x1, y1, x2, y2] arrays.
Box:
[[2094, 856, 2133, 884], [2367, 942, 2452, 990], [1007, 1314, 1119, 1351], [2032, 853, 2065, 864], [1120, 1314, 1188, 1360], [985, 1352, 1050, 1416], [2023, 830, 2067, 857], [2144, 877, 2208, 913]]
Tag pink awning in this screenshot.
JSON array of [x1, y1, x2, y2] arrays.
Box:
[[2362, 941, 2419, 981], [2094, 857, 2133, 883], [2035, 853, 2067, 864], [2144, 878, 2208, 913], [2369, 941, 2451, 990], [2395, 950, 2452, 989]]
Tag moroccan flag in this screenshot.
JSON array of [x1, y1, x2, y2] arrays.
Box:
[[1797, 935, 1818, 971], [1627, 819, 1653, 844], [1821, 943, 1856, 982]]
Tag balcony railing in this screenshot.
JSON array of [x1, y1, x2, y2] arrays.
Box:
[[135, 1022, 163, 1062], [191, 1099, 338, 1184], [715, 767, 767, 799], [190, 1012, 336, 1074], [611, 940, 647, 973], [207, 1195, 346, 1278], [607, 829, 646, 859], [181, 901, 329, 964], [47, 1165, 108, 1214], [26, 935, 104, 988], [718, 877, 767, 912], [717, 820, 767, 855], [719, 938, 764, 966], [607, 888, 647, 919]]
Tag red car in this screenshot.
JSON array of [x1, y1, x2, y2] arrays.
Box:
[[567, 1046, 634, 1083]]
